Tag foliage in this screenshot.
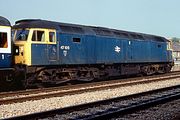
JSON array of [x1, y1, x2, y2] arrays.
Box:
[[171, 37, 180, 43]]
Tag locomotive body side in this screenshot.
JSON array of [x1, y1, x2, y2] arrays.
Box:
[[12, 19, 173, 87], [57, 28, 173, 65]]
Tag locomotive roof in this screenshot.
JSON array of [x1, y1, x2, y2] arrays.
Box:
[[0, 16, 11, 26], [13, 19, 168, 42]]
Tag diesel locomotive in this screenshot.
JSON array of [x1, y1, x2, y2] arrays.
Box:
[[12, 19, 173, 88], [0, 17, 174, 89]]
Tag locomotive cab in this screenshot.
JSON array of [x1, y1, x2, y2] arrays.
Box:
[[166, 39, 173, 63], [13, 28, 57, 66]]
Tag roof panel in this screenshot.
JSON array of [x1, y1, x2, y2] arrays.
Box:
[[0, 16, 11, 26], [13, 19, 168, 42]]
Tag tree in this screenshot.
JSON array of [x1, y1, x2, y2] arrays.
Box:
[[171, 37, 180, 43]]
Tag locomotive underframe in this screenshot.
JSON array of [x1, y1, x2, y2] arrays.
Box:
[[0, 68, 15, 91], [0, 67, 28, 91], [19, 62, 173, 88]]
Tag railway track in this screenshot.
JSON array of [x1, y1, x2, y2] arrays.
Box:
[[4, 85, 180, 120], [0, 71, 180, 105]]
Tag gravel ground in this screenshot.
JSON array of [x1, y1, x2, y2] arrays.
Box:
[[111, 99, 180, 120], [1, 78, 180, 119], [171, 64, 180, 71], [40, 88, 179, 120]]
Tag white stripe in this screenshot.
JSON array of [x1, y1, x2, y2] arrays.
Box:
[[0, 26, 11, 53]]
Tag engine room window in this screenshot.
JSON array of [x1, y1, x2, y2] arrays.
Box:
[[73, 38, 81, 43], [0, 32, 8, 48], [158, 44, 161, 48], [15, 29, 29, 41], [32, 30, 45, 42], [49, 32, 55, 42]]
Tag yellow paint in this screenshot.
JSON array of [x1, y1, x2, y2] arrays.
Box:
[[0, 26, 10, 29], [14, 28, 56, 66], [167, 41, 173, 51], [14, 41, 32, 66], [30, 28, 56, 44]]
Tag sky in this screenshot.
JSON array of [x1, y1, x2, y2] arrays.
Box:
[[0, 0, 180, 38]]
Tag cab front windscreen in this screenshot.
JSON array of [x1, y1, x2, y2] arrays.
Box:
[[14, 29, 29, 41]]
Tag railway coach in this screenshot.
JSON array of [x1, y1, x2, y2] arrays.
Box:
[[12, 19, 173, 87], [0, 16, 15, 90], [0, 16, 11, 69]]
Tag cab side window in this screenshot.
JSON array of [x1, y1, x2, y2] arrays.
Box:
[[0, 32, 8, 48], [32, 30, 45, 42], [49, 32, 55, 42]]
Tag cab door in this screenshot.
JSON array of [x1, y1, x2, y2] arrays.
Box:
[[47, 30, 58, 63], [127, 40, 132, 62]]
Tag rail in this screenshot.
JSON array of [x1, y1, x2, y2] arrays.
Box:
[[4, 85, 180, 120], [0, 71, 180, 105]]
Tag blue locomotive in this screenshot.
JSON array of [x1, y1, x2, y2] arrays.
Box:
[[12, 19, 173, 87]]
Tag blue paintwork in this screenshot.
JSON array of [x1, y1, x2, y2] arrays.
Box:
[[31, 32, 173, 66], [0, 53, 11, 68], [31, 44, 48, 65], [31, 43, 59, 65]]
